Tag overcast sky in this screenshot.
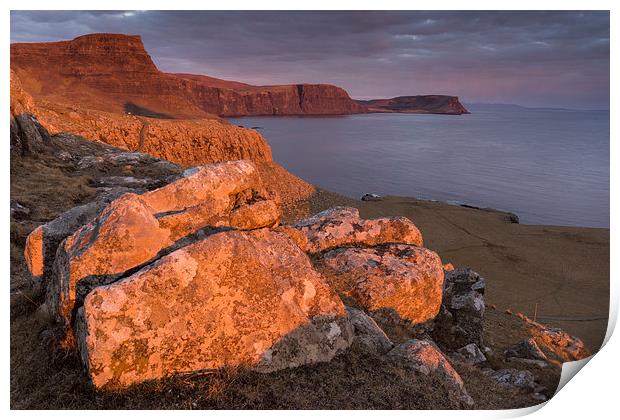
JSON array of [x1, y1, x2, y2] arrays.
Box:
[[10, 10, 610, 109]]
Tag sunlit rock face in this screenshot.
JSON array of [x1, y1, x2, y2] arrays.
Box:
[[75, 229, 351, 389], [46, 160, 280, 326], [11, 33, 364, 118], [24, 194, 126, 291], [318, 244, 444, 324], [527, 321, 590, 362], [278, 206, 423, 254]]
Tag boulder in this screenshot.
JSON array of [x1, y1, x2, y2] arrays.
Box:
[[140, 160, 279, 242], [279, 207, 422, 254], [10, 200, 31, 220], [432, 268, 485, 350], [24, 194, 124, 290], [75, 229, 351, 388], [482, 368, 537, 391], [346, 306, 394, 354], [454, 343, 487, 365], [47, 160, 281, 326], [505, 338, 547, 361], [318, 244, 444, 325], [50, 194, 169, 325], [386, 339, 474, 407]]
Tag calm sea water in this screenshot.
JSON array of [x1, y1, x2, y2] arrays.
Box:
[[230, 109, 609, 228]]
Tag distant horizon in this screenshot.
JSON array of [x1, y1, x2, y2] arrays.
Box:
[[10, 11, 610, 109]]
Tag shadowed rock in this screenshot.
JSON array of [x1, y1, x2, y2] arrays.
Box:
[[319, 244, 444, 324], [75, 229, 351, 388], [386, 339, 474, 407], [454, 343, 487, 365], [346, 306, 394, 354], [279, 206, 422, 254], [505, 338, 547, 361], [482, 368, 537, 391], [432, 268, 486, 350], [10, 69, 49, 155]]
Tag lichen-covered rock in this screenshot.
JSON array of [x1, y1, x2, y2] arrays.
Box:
[[47, 160, 280, 326], [431, 268, 486, 350], [75, 229, 351, 388], [50, 193, 168, 325], [279, 207, 422, 254], [318, 244, 444, 324], [386, 339, 474, 407], [24, 192, 129, 290], [346, 306, 393, 354]]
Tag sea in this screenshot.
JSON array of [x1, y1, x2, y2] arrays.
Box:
[[229, 107, 609, 228]]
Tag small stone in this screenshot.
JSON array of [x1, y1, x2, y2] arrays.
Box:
[[505, 338, 548, 361], [455, 343, 487, 364], [483, 368, 537, 391]]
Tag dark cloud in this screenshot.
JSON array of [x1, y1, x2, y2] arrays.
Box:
[[10, 10, 610, 109]]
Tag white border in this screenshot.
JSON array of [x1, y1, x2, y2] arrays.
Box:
[[2, 1, 616, 418]]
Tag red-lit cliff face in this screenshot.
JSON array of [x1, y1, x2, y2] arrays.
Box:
[[11, 33, 365, 118]]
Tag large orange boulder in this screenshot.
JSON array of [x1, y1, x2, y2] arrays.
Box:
[[318, 244, 444, 324], [46, 160, 280, 326], [75, 229, 352, 388], [279, 207, 423, 254]]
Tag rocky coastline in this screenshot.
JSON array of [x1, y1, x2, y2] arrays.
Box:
[[11, 33, 468, 119], [10, 48, 607, 410]]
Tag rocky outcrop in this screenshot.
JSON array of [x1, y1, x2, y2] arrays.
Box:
[[11, 33, 364, 118], [10, 69, 50, 155], [527, 321, 590, 362], [46, 160, 280, 326], [35, 101, 273, 166], [318, 244, 444, 324], [278, 207, 423, 254], [358, 95, 470, 115], [386, 339, 474, 407], [432, 268, 486, 350], [76, 228, 350, 388]]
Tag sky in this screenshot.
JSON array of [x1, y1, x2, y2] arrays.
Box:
[[10, 10, 610, 109]]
